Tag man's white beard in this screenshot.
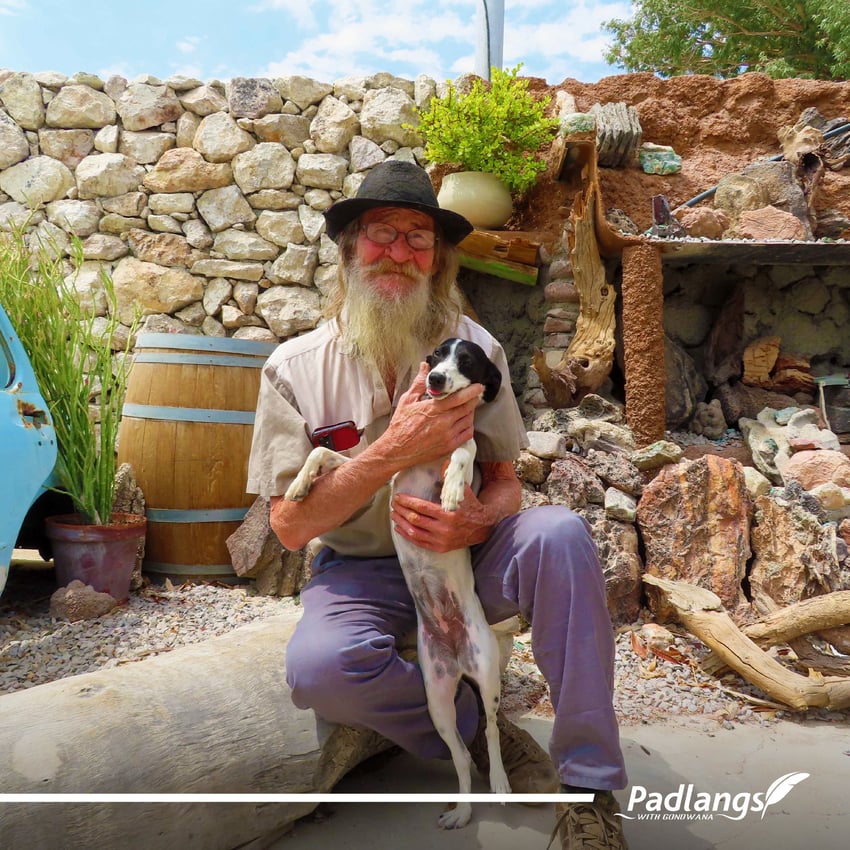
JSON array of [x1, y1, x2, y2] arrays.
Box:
[[341, 257, 437, 380]]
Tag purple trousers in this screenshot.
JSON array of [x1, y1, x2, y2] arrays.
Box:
[[285, 505, 628, 791]]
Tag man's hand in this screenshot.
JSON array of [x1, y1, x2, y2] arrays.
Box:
[[377, 362, 482, 470], [270, 363, 483, 552], [391, 485, 494, 553]]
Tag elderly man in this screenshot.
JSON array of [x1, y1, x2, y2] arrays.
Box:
[[247, 160, 628, 849]]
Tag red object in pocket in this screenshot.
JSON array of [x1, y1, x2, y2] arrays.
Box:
[[310, 421, 360, 451]]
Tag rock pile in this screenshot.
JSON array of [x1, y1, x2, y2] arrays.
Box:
[[517, 398, 850, 715], [518, 392, 850, 670], [229, 387, 850, 667]]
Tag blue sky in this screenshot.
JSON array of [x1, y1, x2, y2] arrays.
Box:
[[0, 0, 632, 86]]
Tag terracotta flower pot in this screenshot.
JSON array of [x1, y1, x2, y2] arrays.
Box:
[[45, 513, 147, 602], [437, 171, 513, 229]]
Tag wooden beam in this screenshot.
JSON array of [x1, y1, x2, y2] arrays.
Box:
[[457, 230, 542, 266], [456, 229, 542, 285], [458, 253, 539, 286]]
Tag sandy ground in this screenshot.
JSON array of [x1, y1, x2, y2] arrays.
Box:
[[269, 714, 850, 850]]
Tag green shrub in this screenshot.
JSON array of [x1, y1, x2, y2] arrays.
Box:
[[414, 64, 558, 195]]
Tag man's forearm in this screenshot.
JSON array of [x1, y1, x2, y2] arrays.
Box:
[[271, 365, 484, 551], [478, 476, 522, 523], [270, 443, 399, 551], [471, 470, 522, 546]]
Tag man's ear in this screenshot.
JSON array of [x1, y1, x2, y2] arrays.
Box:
[[482, 361, 502, 403]]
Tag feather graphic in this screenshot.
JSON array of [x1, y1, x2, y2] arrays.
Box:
[[761, 772, 810, 818]]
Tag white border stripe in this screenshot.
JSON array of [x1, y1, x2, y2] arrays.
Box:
[[0, 793, 592, 804]]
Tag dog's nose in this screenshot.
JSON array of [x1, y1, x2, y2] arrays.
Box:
[[428, 372, 447, 392]]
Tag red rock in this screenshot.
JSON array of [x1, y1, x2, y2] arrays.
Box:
[[734, 205, 807, 241], [543, 280, 579, 303], [678, 206, 729, 239], [636, 455, 751, 621], [782, 449, 850, 490]]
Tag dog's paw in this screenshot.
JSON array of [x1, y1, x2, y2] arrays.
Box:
[[285, 448, 349, 501], [440, 466, 466, 512], [438, 802, 471, 830], [284, 469, 316, 501], [489, 766, 511, 796], [283, 463, 322, 502]]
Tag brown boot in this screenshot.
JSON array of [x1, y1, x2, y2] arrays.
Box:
[[469, 710, 560, 794], [548, 790, 630, 850]]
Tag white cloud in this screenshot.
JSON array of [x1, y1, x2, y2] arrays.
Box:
[[248, 0, 318, 30], [97, 61, 133, 80], [171, 63, 203, 79], [260, 2, 476, 81], [503, 1, 629, 76], [449, 51, 476, 76], [176, 35, 201, 55], [4, 0, 623, 88], [0, 0, 28, 16]]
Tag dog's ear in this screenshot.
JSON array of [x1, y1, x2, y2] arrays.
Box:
[[426, 340, 451, 369], [481, 361, 502, 403]]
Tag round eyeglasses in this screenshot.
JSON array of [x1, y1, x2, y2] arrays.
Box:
[[362, 221, 437, 251]]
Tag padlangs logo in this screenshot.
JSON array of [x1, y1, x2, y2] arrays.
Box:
[[617, 772, 810, 822]]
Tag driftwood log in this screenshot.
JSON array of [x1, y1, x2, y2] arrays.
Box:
[[532, 184, 616, 408], [0, 608, 391, 850], [548, 119, 663, 444], [743, 591, 850, 646], [643, 575, 850, 711], [0, 605, 520, 849], [701, 591, 850, 678]]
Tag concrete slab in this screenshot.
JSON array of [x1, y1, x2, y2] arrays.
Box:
[[269, 716, 849, 850]]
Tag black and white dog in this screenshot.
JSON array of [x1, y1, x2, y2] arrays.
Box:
[[285, 338, 508, 828]]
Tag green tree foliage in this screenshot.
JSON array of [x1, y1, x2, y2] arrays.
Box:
[[604, 0, 850, 80]]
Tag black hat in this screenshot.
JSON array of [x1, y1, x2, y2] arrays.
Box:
[[323, 160, 474, 245]]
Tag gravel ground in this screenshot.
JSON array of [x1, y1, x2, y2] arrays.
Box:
[[504, 625, 848, 729], [1, 560, 847, 731], [0, 564, 295, 694]]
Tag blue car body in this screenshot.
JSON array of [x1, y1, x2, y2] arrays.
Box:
[[0, 303, 58, 597]]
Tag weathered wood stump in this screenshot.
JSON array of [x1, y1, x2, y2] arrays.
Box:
[[0, 608, 391, 849]]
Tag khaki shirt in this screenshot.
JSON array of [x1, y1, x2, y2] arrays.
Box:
[[247, 315, 528, 556]]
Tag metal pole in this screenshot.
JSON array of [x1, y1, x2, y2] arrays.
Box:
[[474, 0, 504, 80]]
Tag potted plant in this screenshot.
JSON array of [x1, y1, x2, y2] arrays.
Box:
[[0, 227, 144, 601], [414, 64, 559, 228]]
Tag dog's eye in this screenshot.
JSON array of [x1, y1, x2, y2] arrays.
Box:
[[458, 354, 472, 370]]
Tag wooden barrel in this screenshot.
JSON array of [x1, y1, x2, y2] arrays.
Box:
[[117, 333, 278, 583]]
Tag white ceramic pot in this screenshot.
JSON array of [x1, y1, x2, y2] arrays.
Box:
[[437, 171, 513, 230]]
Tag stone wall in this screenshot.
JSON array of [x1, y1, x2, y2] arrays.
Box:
[[658, 261, 850, 430], [0, 70, 444, 345], [7, 68, 843, 429], [662, 263, 850, 367]]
